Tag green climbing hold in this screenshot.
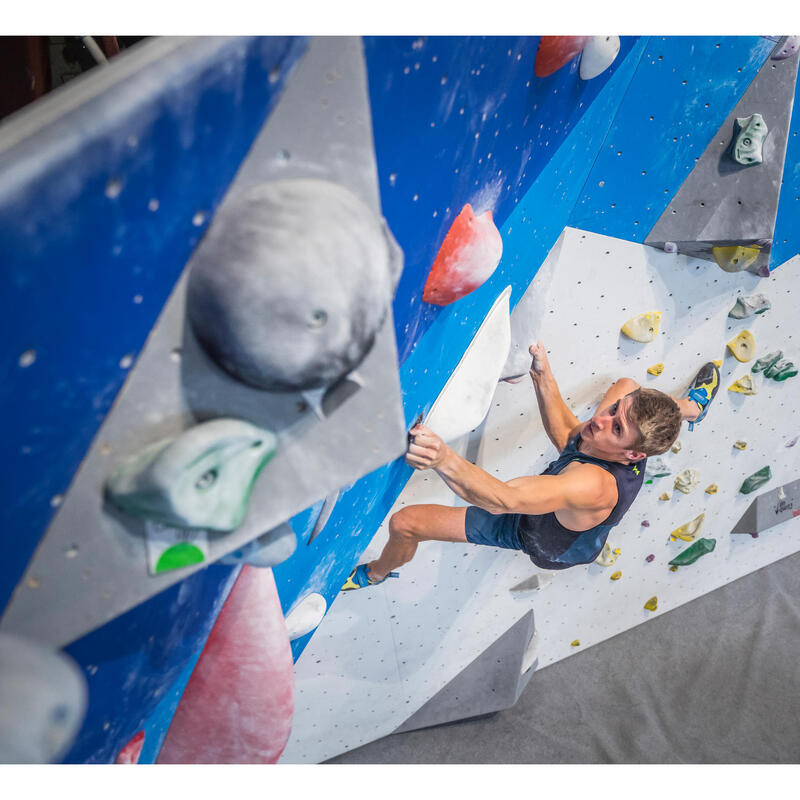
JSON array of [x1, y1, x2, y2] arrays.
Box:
[[668, 537, 716, 566], [730, 113, 768, 166], [752, 350, 782, 374], [772, 360, 797, 381], [740, 466, 772, 494], [155, 542, 206, 573]]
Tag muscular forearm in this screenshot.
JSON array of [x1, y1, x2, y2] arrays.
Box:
[[434, 447, 510, 514], [531, 370, 580, 450]]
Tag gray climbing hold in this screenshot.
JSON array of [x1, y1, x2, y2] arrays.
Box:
[[218, 521, 296, 567], [105, 418, 277, 531], [0, 633, 88, 763], [728, 293, 771, 319], [186, 178, 402, 391], [729, 113, 768, 166], [645, 457, 671, 479]]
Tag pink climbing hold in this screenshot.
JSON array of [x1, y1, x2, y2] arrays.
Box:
[[641, 520, 650, 527], [534, 36, 591, 78], [115, 730, 145, 764], [422, 203, 503, 306], [751, 533, 759, 538], [645, 554, 655, 563], [663, 242, 678, 254], [157, 566, 295, 764], [773, 36, 800, 60]]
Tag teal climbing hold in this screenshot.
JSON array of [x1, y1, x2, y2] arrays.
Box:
[[752, 350, 782, 373]]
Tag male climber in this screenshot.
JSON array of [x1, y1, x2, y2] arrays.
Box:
[[342, 342, 720, 588]]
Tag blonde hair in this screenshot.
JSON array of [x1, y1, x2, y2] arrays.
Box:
[[627, 388, 682, 456]]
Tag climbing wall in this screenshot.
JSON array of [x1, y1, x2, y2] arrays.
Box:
[[2, 34, 799, 765]]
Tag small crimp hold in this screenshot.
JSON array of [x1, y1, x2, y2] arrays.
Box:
[[674, 469, 700, 494], [641, 520, 651, 527], [645, 554, 655, 562], [728, 293, 771, 319], [610, 571, 622, 581], [621, 311, 662, 343], [659, 492, 671, 501], [669, 565, 679, 572], [729, 113, 768, 166], [671, 441, 682, 454], [705, 484, 718, 494], [669, 537, 716, 566], [727, 330, 756, 362], [740, 466, 772, 494], [670, 512, 705, 542], [664, 242, 678, 253], [647, 362, 665, 376], [571, 640, 581, 647], [644, 596, 658, 611], [728, 374, 757, 395], [752, 350, 782, 374], [734, 440, 747, 450]]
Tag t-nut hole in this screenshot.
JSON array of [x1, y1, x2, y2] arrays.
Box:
[[309, 309, 328, 329]]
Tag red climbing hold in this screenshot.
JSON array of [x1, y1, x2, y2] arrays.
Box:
[[115, 730, 145, 764], [534, 36, 591, 78], [422, 204, 503, 306], [157, 566, 294, 764]]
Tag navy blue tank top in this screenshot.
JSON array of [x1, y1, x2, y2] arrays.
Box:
[[516, 432, 646, 570]]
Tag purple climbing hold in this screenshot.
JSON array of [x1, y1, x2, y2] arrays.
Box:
[[751, 533, 759, 539], [756, 265, 771, 278], [641, 520, 650, 527], [772, 36, 800, 60], [645, 554, 655, 563], [786, 436, 799, 448], [663, 242, 678, 254]]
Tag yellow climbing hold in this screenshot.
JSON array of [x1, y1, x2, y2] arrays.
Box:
[[705, 484, 718, 494], [669, 565, 679, 572], [728, 374, 757, 395], [610, 571, 622, 581], [571, 640, 580, 647], [727, 330, 756, 362], [734, 440, 747, 450], [647, 363, 665, 376], [670, 512, 705, 542], [644, 596, 658, 611], [659, 492, 671, 501], [712, 245, 761, 274], [712, 359, 723, 368], [621, 311, 662, 343]]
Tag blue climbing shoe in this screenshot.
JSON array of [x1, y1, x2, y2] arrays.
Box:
[[685, 361, 720, 431], [341, 564, 399, 591]]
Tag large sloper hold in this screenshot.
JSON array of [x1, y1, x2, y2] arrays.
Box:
[[621, 311, 662, 342], [534, 36, 590, 77], [425, 286, 512, 442], [284, 592, 327, 641], [105, 418, 277, 531], [579, 36, 621, 80], [728, 293, 771, 318], [392, 612, 536, 734], [0, 632, 87, 763], [645, 39, 799, 273], [422, 204, 503, 306], [0, 36, 407, 649], [158, 566, 294, 763], [731, 477, 800, 534], [727, 330, 756, 362], [669, 538, 716, 566], [740, 466, 772, 494]]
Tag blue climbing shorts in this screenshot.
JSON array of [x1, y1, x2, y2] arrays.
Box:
[[464, 506, 524, 551]]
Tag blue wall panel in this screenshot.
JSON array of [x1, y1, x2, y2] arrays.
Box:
[[363, 36, 639, 363], [569, 36, 773, 241], [0, 37, 307, 615]]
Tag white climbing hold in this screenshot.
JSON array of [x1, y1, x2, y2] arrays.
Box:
[[621, 311, 661, 343], [674, 469, 700, 494], [284, 593, 327, 641], [579, 36, 621, 80]]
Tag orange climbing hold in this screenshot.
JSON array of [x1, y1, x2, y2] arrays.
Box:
[[535, 36, 591, 78], [422, 204, 503, 306]]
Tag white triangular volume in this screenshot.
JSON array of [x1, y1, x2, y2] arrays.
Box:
[[580, 36, 621, 80], [425, 286, 512, 443]]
